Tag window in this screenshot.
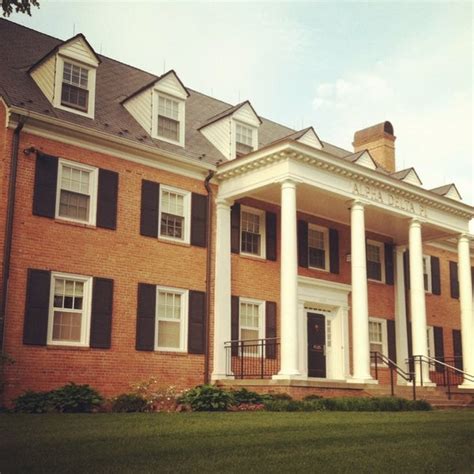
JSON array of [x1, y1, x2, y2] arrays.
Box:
[[423, 255, 432, 293], [56, 160, 98, 225], [157, 95, 181, 142], [308, 225, 329, 270], [48, 272, 92, 346], [240, 207, 265, 257], [156, 287, 188, 351], [158, 186, 190, 243], [426, 326, 435, 358], [236, 123, 254, 157], [61, 62, 89, 112], [369, 318, 387, 358], [239, 299, 264, 355], [367, 241, 384, 282]]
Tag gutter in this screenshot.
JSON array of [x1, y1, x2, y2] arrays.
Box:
[[203, 170, 215, 384], [1, 118, 25, 352]]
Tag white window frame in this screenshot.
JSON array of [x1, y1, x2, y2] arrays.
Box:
[[233, 120, 258, 158], [152, 91, 186, 147], [423, 255, 432, 294], [239, 297, 265, 357], [240, 205, 266, 259], [369, 317, 388, 360], [158, 184, 191, 244], [426, 326, 435, 359], [155, 285, 189, 353], [47, 272, 92, 347], [308, 224, 329, 272], [367, 240, 385, 283], [55, 158, 98, 226], [53, 55, 96, 119]]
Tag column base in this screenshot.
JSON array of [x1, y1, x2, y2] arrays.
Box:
[[211, 373, 234, 381], [348, 376, 377, 384], [273, 371, 303, 381], [414, 381, 436, 387], [458, 381, 474, 390]]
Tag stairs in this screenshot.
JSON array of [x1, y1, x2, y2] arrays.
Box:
[[365, 384, 474, 409]]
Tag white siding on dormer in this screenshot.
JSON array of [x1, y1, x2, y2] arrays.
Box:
[[297, 129, 322, 150], [59, 37, 99, 67], [402, 170, 422, 186], [355, 151, 377, 169], [30, 54, 56, 103], [233, 103, 260, 127], [445, 187, 461, 201], [123, 88, 153, 135], [201, 118, 232, 160], [155, 73, 188, 100]]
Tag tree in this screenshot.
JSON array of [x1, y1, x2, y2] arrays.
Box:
[[2, 0, 40, 17]]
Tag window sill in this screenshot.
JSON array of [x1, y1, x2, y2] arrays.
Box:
[[308, 266, 330, 274], [153, 349, 190, 356], [238, 253, 267, 262], [54, 218, 96, 230], [46, 345, 90, 351], [157, 237, 191, 248], [368, 278, 386, 285]]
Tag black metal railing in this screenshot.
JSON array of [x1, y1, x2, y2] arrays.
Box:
[[410, 355, 474, 400], [370, 351, 416, 399], [224, 338, 280, 379]]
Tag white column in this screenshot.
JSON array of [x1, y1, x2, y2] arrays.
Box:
[[395, 246, 410, 381], [408, 219, 431, 385], [350, 201, 372, 382], [211, 198, 233, 380], [458, 234, 474, 387], [275, 179, 301, 378]]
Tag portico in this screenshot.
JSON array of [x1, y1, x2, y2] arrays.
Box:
[[211, 139, 474, 387]]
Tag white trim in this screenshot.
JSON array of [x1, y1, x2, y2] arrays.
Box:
[[155, 285, 189, 353], [367, 239, 386, 283], [53, 55, 96, 119], [152, 91, 185, 147], [240, 205, 266, 259], [158, 184, 191, 244], [55, 158, 98, 226], [47, 271, 93, 347], [426, 325, 435, 359], [239, 297, 265, 340], [233, 119, 258, 159], [308, 223, 329, 272], [369, 317, 388, 359]]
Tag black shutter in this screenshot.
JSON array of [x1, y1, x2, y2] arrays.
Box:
[[297, 220, 308, 268], [403, 250, 410, 290], [140, 180, 159, 238], [33, 152, 58, 218], [449, 261, 459, 299], [431, 256, 441, 295], [90, 277, 114, 349], [329, 228, 339, 274], [231, 203, 240, 254], [384, 243, 394, 285], [265, 301, 277, 359], [387, 319, 397, 363], [452, 329, 463, 370], [23, 269, 51, 345], [231, 295, 239, 356], [136, 283, 156, 351], [96, 169, 119, 230], [188, 290, 206, 354], [191, 193, 208, 248], [265, 212, 277, 261], [433, 326, 444, 372]]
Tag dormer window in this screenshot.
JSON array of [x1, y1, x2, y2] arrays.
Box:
[[61, 62, 89, 112], [157, 96, 181, 142], [236, 123, 254, 157]]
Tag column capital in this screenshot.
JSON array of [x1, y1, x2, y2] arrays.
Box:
[[409, 218, 422, 228], [349, 199, 365, 211], [215, 197, 233, 209], [458, 233, 470, 244], [278, 177, 299, 189]]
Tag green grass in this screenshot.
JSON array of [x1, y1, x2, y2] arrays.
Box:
[[1, 411, 473, 473]]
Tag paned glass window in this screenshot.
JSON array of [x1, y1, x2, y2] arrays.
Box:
[[158, 96, 180, 141], [58, 164, 92, 222], [157, 290, 182, 349], [61, 62, 89, 111], [367, 243, 382, 281], [236, 123, 254, 156], [308, 227, 326, 269], [241, 210, 262, 256], [160, 190, 185, 240]]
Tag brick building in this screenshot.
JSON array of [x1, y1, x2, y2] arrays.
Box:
[[1, 20, 473, 404]]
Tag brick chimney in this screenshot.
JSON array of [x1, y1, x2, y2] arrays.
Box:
[[353, 121, 396, 173]]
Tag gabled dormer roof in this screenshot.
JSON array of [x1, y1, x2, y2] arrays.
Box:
[[198, 100, 262, 130], [390, 167, 422, 186], [263, 126, 323, 150], [343, 150, 378, 170], [122, 69, 190, 104], [28, 33, 101, 72], [430, 184, 462, 201]]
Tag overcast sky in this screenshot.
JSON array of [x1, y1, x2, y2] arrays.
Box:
[[9, 1, 473, 209]]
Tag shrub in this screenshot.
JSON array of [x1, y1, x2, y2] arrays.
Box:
[[231, 388, 263, 405], [14, 390, 52, 413], [130, 378, 185, 412], [48, 383, 103, 413], [179, 385, 234, 411], [263, 392, 293, 401], [111, 394, 148, 413], [303, 394, 322, 401]]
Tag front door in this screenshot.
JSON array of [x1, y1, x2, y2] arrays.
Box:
[[307, 313, 326, 378]]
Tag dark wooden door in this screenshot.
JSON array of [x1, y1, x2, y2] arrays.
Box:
[[307, 313, 326, 378]]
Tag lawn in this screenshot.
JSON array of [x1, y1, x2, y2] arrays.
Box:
[[1, 411, 473, 473]]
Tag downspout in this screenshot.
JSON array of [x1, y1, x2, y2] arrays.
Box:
[[1, 118, 25, 352], [203, 170, 215, 384]]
